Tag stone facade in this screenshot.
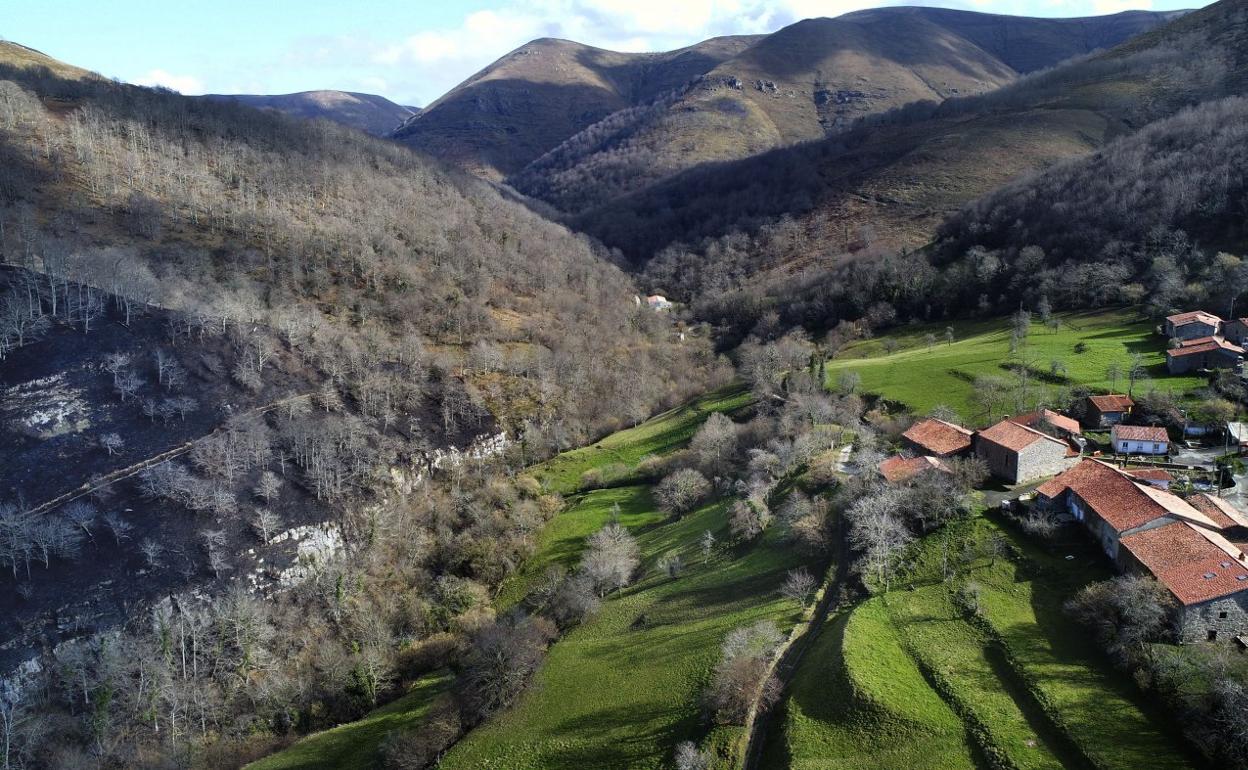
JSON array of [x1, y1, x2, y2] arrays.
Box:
[[1166, 319, 1220, 340], [976, 434, 1074, 485], [1167, 345, 1241, 374], [1178, 593, 1248, 644]]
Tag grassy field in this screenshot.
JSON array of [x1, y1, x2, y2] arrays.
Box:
[[531, 384, 752, 495], [768, 600, 977, 770], [768, 513, 1199, 770], [439, 489, 812, 770], [825, 309, 1207, 423], [245, 671, 452, 770], [965, 519, 1200, 770], [252, 385, 766, 770]]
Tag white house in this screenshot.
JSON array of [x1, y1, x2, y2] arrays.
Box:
[[1111, 424, 1170, 455], [646, 294, 671, 311]]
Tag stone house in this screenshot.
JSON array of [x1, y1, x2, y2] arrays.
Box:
[[1166, 336, 1244, 374], [1084, 394, 1134, 427], [1164, 310, 1223, 341], [901, 418, 974, 458], [1120, 519, 1248, 644], [1224, 318, 1248, 345], [974, 418, 1077, 485], [1110, 424, 1170, 455], [1038, 459, 1248, 643]]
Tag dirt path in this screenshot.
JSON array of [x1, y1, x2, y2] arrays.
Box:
[[21, 392, 312, 516], [741, 515, 850, 770]]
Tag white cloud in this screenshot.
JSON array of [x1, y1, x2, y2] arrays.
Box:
[[133, 68, 205, 94]]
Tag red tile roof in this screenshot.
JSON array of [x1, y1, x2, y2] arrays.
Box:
[[1189, 494, 1248, 530], [1124, 468, 1173, 483], [1012, 409, 1082, 436], [1087, 394, 1134, 413], [878, 455, 950, 483], [1121, 521, 1248, 605], [1166, 311, 1223, 327], [978, 419, 1069, 454], [1167, 336, 1244, 357], [1111, 425, 1169, 443], [902, 418, 974, 456], [1036, 458, 1209, 533]]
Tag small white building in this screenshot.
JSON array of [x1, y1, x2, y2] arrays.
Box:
[[646, 294, 672, 311], [1111, 424, 1170, 455]]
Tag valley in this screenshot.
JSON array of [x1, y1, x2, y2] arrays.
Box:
[[4, 1, 1248, 769]]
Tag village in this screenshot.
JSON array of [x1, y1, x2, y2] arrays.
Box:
[[877, 308, 1248, 646]]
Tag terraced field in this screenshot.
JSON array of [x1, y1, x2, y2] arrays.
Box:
[[440, 489, 813, 770], [767, 515, 1199, 770], [825, 309, 1206, 423]]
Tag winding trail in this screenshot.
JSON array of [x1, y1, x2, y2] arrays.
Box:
[[21, 392, 312, 516], [741, 516, 850, 770]]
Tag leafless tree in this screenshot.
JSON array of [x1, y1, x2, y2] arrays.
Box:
[[705, 621, 784, 725], [140, 538, 163, 569], [655, 469, 711, 516], [250, 508, 282, 543], [100, 352, 131, 386], [114, 369, 143, 403], [63, 501, 97, 539], [781, 568, 817, 606], [99, 432, 124, 456], [101, 511, 133, 545], [254, 471, 281, 503], [579, 523, 639, 596], [674, 741, 710, 770], [691, 412, 737, 474]]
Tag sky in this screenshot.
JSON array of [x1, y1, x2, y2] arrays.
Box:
[[3, 0, 1201, 107]]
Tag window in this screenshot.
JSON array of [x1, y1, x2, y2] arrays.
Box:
[[1220, 611, 1229, 619], [1209, 629, 1219, 641], [1153, 443, 1162, 452]]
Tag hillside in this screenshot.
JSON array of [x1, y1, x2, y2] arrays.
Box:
[[561, 0, 1245, 339], [0, 40, 97, 79], [203, 90, 418, 135], [509, 8, 1180, 214], [0, 39, 727, 768], [391, 35, 761, 179]]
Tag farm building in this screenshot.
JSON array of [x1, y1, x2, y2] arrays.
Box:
[[878, 455, 950, 483], [1225, 318, 1248, 345], [1166, 336, 1244, 374], [1164, 311, 1223, 341], [646, 295, 671, 310], [1011, 409, 1081, 438], [974, 418, 1078, 485], [1038, 459, 1248, 643], [1084, 394, 1134, 427], [1110, 424, 1170, 455], [901, 418, 974, 458]]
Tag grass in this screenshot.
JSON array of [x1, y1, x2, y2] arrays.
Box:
[[964, 519, 1199, 770], [531, 383, 752, 495], [245, 670, 452, 770], [439, 488, 812, 770], [825, 309, 1207, 423], [769, 600, 976, 770], [769, 513, 1200, 770]]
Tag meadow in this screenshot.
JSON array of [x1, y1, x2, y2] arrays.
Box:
[[440, 490, 812, 770], [245, 672, 452, 770], [824, 309, 1207, 423], [767, 513, 1198, 770]]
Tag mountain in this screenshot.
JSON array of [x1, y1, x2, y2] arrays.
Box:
[[390, 34, 762, 179], [0, 36, 721, 745], [571, 0, 1239, 272], [509, 8, 1184, 215], [203, 89, 418, 136], [0, 39, 96, 79]]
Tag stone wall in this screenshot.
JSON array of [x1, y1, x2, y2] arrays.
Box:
[[1179, 593, 1248, 643]]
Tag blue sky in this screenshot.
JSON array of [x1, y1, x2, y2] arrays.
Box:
[[3, 0, 1201, 106]]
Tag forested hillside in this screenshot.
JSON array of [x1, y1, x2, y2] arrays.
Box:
[[203, 91, 417, 136], [508, 8, 1179, 215], [0, 43, 725, 769]]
